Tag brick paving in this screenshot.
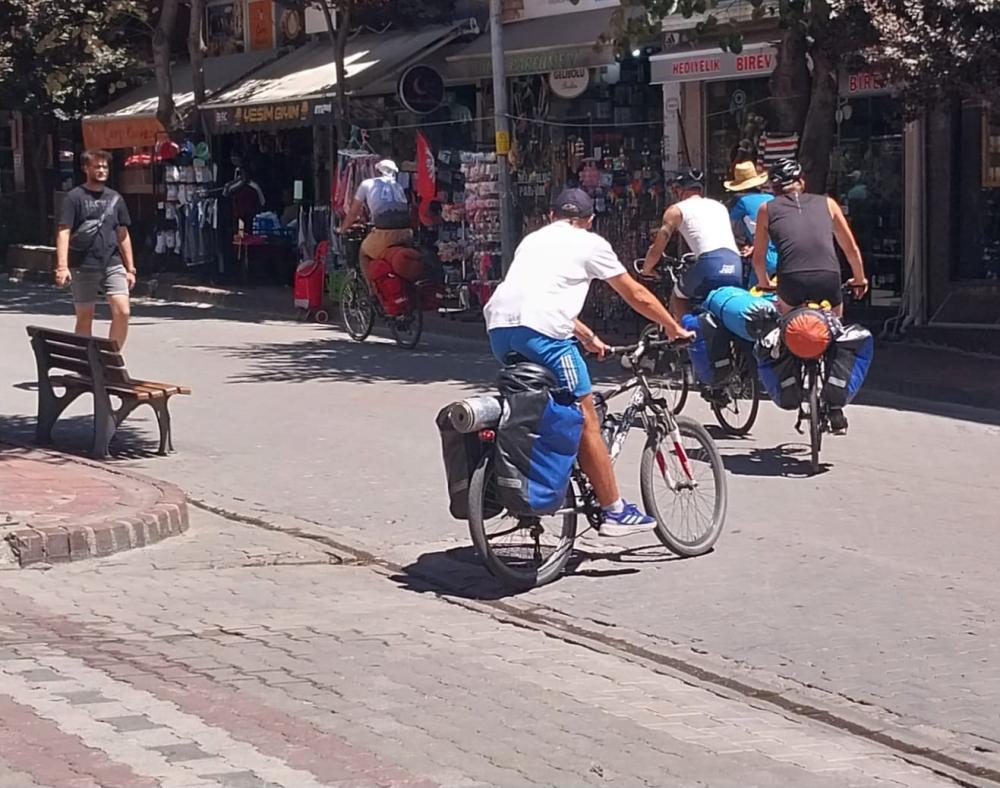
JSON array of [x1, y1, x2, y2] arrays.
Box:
[[0, 508, 956, 787], [0, 444, 188, 566]]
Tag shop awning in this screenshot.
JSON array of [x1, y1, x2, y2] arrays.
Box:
[[199, 21, 476, 132], [650, 42, 778, 84], [82, 50, 279, 149], [445, 8, 616, 80]]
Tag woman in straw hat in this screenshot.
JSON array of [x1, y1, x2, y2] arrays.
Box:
[[725, 160, 777, 288]]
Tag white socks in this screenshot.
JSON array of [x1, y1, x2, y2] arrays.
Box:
[[604, 498, 625, 514]]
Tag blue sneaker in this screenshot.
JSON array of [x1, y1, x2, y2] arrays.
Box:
[[599, 501, 657, 537]]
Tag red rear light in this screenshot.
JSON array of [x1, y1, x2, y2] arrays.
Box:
[[478, 429, 496, 442]]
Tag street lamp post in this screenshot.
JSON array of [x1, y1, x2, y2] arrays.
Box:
[[489, 0, 518, 275]]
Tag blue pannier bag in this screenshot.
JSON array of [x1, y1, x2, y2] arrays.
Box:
[[824, 325, 874, 408], [704, 285, 780, 342], [493, 390, 584, 515], [683, 313, 733, 387], [755, 344, 803, 410]]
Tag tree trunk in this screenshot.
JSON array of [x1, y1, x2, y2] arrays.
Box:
[[23, 114, 51, 243], [188, 0, 207, 107], [335, 4, 352, 145], [768, 24, 810, 134], [154, 0, 181, 130], [798, 46, 838, 194]]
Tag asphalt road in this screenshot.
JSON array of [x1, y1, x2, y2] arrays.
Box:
[[2, 284, 999, 784]]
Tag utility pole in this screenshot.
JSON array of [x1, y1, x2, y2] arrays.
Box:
[[489, 0, 517, 274]]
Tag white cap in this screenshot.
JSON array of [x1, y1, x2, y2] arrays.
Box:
[[376, 159, 399, 176]]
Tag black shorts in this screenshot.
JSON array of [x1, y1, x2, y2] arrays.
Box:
[[778, 270, 843, 308]]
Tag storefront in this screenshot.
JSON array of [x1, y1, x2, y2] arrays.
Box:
[[832, 70, 907, 308], [926, 101, 1000, 325]]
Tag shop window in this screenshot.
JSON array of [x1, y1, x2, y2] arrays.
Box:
[[830, 94, 905, 302], [206, 0, 246, 57], [955, 104, 1000, 280], [704, 77, 770, 195]]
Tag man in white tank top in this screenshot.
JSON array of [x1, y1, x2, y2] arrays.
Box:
[[641, 170, 742, 316]]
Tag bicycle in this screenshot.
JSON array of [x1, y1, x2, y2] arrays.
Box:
[[467, 331, 728, 590], [338, 226, 424, 350], [636, 256, 760, 436]]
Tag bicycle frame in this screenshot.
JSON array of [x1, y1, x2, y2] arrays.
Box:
[[565, 339, 698, 526]]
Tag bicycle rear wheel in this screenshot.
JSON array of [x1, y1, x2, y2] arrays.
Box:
[[808, 367, 822, 473], [711, 344, 760, 436], [468, 453, 577, 590], [340, 269, 374, 342], [640, 415, 727, 557], [391, 284, 423, 349]]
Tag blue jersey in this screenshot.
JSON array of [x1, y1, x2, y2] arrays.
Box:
[[730, 192, 778, 284]]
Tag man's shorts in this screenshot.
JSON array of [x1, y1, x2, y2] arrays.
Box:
[[359, 228, 414, 275], [488, 326, 592, 399], [71, 264, 129, 306], [777, 269, 844, 308], [675, 248, 742, 301]]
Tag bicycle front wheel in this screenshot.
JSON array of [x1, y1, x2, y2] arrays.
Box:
[[468, 453, 577, 590], [640, 415, 727, 557]]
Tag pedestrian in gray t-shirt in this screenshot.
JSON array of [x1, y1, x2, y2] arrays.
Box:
[[55, 149, 136, 349]]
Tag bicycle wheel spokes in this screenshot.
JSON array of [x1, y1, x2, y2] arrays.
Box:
[[482, 509, 567, 574], [641, 416, 727, 557]]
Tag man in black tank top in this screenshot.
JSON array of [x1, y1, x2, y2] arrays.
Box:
[[751, 159, 868, 317]]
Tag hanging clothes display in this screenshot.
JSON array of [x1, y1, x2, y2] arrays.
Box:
[[332, 152, 379, 219]]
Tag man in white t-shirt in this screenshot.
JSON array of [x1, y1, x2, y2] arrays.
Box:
[[641, 169, 742, 316], [486, 188, 694, 538], [339, 159, 413, 277]]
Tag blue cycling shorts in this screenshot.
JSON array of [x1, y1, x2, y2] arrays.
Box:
[[675, 248, 743, 301], [488, 326, 592, 399]]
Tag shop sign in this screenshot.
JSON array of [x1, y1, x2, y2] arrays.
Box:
[[398, 65, 445, 115], [205, 100, 313, 131], [651, 45, 777, 84], [82, 116, 165, 150], [507, 0, 619, 22], [842, 70, 890, 97], [549, 68, 590, 99], [248, 0, 274, 51]]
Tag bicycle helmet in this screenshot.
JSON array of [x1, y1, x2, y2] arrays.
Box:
[[673, 169, 705, 189], [769, 158, 803, 188], [496, 362, 558, 396]]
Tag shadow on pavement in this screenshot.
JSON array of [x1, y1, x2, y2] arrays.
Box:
[[206, 334, 499, 387], [0, 282, 291, 324], [722, 443, 830, 478], [392, 542, 681, 601], [0, 413, 162, 461]]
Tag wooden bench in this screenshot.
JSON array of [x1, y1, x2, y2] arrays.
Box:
[[26, 326, 191, 459]]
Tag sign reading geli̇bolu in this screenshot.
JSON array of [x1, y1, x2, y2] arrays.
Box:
[[398, 64, 446, 115], [549, 68, 590, 99]]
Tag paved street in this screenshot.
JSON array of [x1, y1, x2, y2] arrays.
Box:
[[2, 283, 1000, 786]]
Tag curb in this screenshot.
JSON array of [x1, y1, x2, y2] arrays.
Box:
[[0, 444, 190, 568]]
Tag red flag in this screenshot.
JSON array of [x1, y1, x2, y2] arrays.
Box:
[[416, 131, 436, 224]]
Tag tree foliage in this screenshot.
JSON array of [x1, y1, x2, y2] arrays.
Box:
[[833, 0, 1000, 107], [0, 0, 147, 117]]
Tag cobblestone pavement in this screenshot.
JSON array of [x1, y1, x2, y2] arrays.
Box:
[[0, 507, 959, 787], [2, 291, 999, 782]]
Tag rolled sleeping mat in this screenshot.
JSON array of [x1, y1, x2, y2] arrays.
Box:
[[704, 286, 779, 342], [448, 396, 503, 433]]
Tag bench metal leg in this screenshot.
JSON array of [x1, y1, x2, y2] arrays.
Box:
[[150, 399, 174, 455], [36, 384, 84, 446], [92, 389, 120, 459]]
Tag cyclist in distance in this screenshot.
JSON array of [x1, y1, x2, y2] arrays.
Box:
[[751, 158, 869, 318], [485, 188, 695, 537], [641, 169, 743, 316]]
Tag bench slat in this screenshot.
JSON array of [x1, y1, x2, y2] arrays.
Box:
[[27, 325, 120, 353], [43, 339, 126, 368], [130, 379, 192, 395], [50, 375, 155, 401], [47, 354, 130, 385]]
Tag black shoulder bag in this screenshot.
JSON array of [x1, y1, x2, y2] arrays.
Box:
[[68, 195, 120, 255]]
